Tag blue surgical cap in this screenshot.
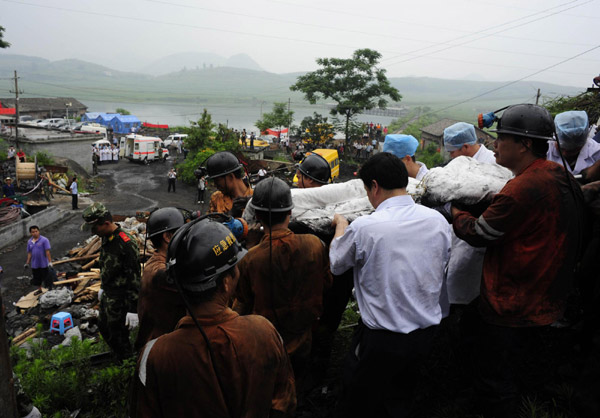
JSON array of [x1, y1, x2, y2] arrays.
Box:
[[443, 122, 477, 151], [555, 110, 589, 151], [383, 134, 419, 158]]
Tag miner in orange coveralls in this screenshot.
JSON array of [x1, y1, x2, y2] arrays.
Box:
[[205, 151, 253, 216], [134, 207, 187, 351], [234, 177, 332, 394], [133, 217, 296, 417]]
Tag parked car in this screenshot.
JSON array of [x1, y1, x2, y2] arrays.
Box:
[[162, 133, 188, 148], [38, 118, 64, 129], [49, 119, 69, 130], [21, 119, 44, 126]]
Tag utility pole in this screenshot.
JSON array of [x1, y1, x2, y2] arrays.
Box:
[[535, 88, 541, 105], [9, 70, 21, 149], [287, 98, 291, 140]]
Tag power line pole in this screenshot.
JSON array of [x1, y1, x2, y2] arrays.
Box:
[[9, 70, 21, 149], [535, 88, 541, 105], [287, 98, 291, 139]]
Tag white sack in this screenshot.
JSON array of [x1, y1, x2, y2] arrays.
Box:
[[290, 179, 373, 231], [419, 156, 513, 206]]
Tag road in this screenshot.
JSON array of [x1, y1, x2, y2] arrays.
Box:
[[0, 154, 204, 306]]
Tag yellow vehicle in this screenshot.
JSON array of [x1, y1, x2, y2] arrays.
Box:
[[293, 148, 340, 186]]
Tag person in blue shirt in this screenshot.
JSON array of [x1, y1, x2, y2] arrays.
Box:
[[2, 177, 15, 198]]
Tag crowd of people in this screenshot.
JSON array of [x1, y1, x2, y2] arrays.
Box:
[[8, 102, 600, 417], [92, 143, 120, 165]]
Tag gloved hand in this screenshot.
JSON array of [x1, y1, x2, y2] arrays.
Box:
[[23, 263, 29, 269], [48, 262, 53, 268], [230, 196, 251, 218], [125, 312, 139, 330], [98, 288, 103, 301]]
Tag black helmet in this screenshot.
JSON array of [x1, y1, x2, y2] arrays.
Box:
[[249, 177, 294, 212], [492, 104, 554, 141], [204, 152, 242, 179], [146, 207, 186, 238], [166, 218, 247, 293], [298, 153, 331, 184]]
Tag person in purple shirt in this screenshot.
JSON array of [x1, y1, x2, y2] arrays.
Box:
[[25, 225, 53, 290]]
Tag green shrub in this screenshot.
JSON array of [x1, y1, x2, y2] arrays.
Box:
[[33, 151, 55, 166], [11, 333, 134, 417]]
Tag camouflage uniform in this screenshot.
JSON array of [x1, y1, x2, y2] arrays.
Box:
[[82, 203, 141, 359]]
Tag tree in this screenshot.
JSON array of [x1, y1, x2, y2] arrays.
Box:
[[299, 112, 335, 145], [186, 109, 215, 154], [255, 102, 294, 140], [0, 26, 10, 49], [290, 49, 401, 143], [115, 108, 131, 115]]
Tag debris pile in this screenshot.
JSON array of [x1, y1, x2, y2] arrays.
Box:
[[7, 216, 152, 349]]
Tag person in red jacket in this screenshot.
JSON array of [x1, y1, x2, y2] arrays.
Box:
[[451, 104, 584, 418]]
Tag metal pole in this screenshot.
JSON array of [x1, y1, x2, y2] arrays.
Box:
[[535, 88, 541, 105], [14, 70, 19, 149]]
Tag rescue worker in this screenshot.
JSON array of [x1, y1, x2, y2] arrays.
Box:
[[443, 122, 496, 163], [293, 153, 354, 385], [205, 151, 253, 215], [81, 203, 141, 360], [330, 152, 451, 418], [134, 218, 296, 417], [547, 110, 600, 176], [451, 104, 584, 417], [134, 207, 186, 351], [382, 134, 428, 180], [295, 153, 331, 188], [442, 122, 496, 306], [234, 177, 332, 392]]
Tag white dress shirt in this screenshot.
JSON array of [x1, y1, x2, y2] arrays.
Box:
[[330, 195, 451, 334], [546, 138, 600, 175]]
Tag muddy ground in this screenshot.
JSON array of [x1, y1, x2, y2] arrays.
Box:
[[0, 153, 204, 307]]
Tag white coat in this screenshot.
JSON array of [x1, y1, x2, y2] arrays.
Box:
[[446, 144, 496, 305]]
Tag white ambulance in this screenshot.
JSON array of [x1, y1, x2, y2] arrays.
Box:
[[121, 134, 169, 164]]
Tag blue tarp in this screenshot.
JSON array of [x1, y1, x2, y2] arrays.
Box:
[[111, 114, 142, 134], [82, 113, 141, 134]]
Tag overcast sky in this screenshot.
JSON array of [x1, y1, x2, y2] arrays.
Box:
[[1, 0, 599, 87]]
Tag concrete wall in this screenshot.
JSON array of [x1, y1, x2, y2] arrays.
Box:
[[0, 206, 69, 250], [17, 134, 99, 173]]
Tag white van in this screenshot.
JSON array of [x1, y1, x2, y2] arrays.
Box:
[[80, 124, 109, 139], [163, 133, 188, 148], [122, 134, 169, 163]]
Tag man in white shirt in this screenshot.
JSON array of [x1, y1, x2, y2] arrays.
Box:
[[383, 134, 429, 180], [69, 176, 78, 210], [443, 122, 496, 306], [546, 110, 600, 175], [329, 152, 451, 418]]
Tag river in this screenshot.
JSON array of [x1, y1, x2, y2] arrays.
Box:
[[83, 100, 401, 134]]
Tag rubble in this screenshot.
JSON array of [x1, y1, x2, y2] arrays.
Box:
[[8, 216, 152, 350], [40, 288, 74, 309], [60, 326, 82, 347]]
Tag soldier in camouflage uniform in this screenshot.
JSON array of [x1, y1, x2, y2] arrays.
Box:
[[82, 203, 141, 359]]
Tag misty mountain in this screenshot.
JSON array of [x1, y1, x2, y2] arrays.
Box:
[[0, 53, 583, 112], [140, 52, 263, 75]]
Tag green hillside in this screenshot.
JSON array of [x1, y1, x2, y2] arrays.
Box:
[[0, 53, 585, 121]]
